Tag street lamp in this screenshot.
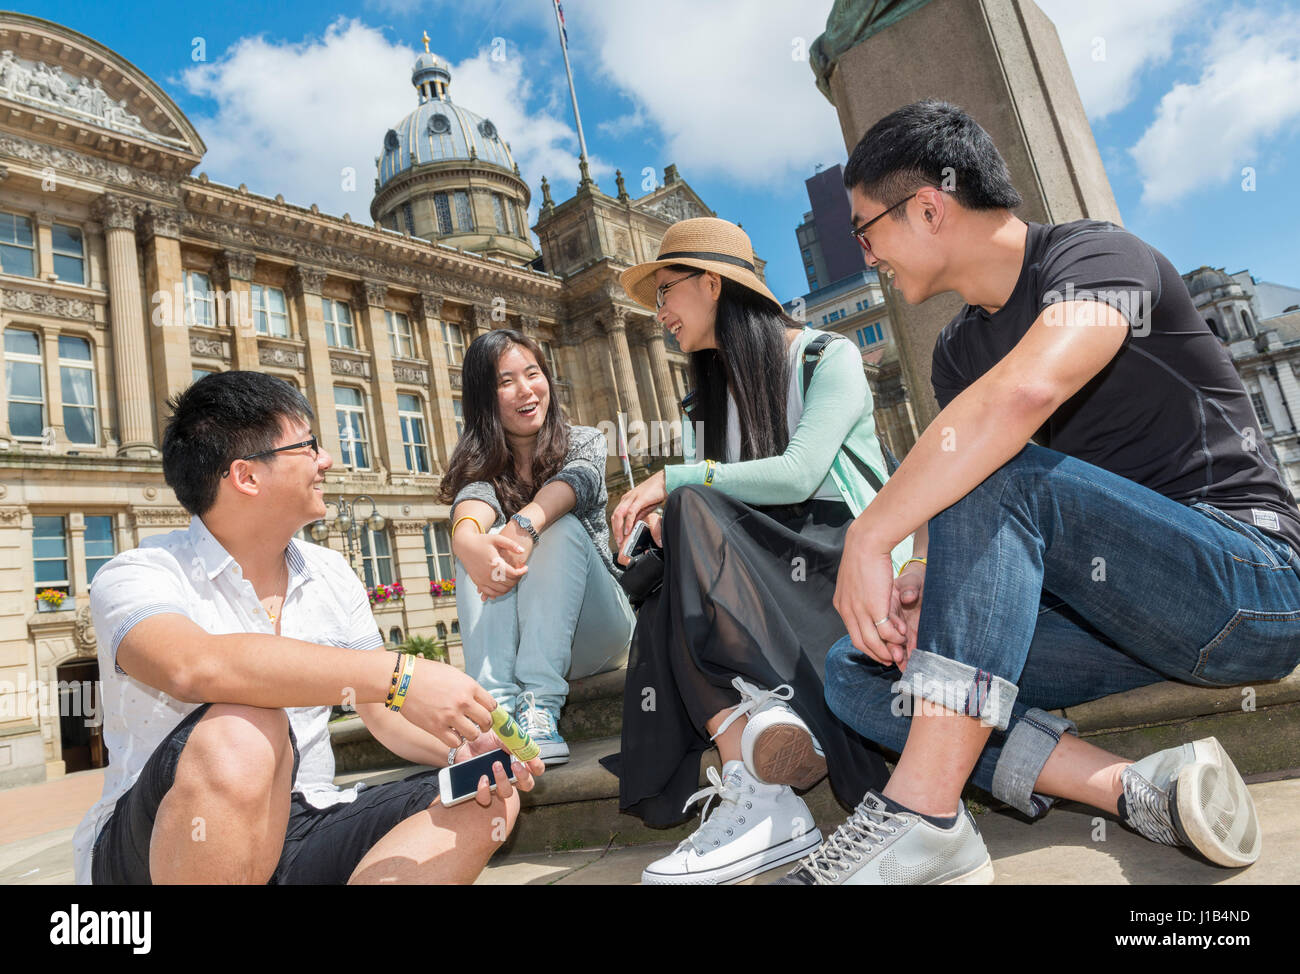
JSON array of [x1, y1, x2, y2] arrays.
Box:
[[310, 494, 386, 582]]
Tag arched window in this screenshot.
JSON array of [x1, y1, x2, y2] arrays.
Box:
[[388, 626, 403, 645], [436, 622, 448, 639]]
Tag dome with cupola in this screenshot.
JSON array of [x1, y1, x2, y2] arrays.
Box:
[[370, 32, 536, 264]]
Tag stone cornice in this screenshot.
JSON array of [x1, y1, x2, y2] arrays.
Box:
[[0, 132, 180, 199]]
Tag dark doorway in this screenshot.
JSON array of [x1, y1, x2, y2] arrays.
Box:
[[57, 659, 106, 774]]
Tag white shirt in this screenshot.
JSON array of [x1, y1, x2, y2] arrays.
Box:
[[724, 337, 841, 501], [72, 516, 383, 884]]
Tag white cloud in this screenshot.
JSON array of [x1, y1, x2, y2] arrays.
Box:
[[178, 17, 588, 225], [559, 0, 844, 188], [1130, 6, 1300, 205], [1036, 0, 1203, 120]]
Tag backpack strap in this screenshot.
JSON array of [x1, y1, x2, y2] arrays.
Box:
[[799, 332, 888, 494]]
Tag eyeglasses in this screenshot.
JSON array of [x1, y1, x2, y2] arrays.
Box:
[[849, 193, 918, 258], [655, 270, 704, 310], [222, 434, 319, 477]]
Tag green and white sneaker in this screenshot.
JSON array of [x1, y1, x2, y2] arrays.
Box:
[[1119, 736, 1260, 868], [774, 790, 993, 885]]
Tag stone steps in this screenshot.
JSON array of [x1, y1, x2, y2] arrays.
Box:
[[331, 665, 1300, 854]]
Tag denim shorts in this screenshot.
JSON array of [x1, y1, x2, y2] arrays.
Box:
[[91, 702, 442, 884]]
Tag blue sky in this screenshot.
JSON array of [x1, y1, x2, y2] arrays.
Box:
[[21, 0, 1300, 306]]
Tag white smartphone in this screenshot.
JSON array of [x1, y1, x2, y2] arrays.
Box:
[[621, 520, 659, 561], [438, 748, 518, 807]]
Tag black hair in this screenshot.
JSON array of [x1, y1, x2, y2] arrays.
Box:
[[844, 99, 1022, 215], [162, 371, 314, 516], [681, 269, 797, 463], [439, 328, 570, 517]]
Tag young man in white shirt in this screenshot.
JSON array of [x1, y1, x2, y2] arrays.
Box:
[[74, 371, 543, 884]]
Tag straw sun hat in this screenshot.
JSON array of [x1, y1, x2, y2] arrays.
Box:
[[619, 217, 782, 313]]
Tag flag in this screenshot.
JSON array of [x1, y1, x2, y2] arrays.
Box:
[[555, 1, 569, 48]]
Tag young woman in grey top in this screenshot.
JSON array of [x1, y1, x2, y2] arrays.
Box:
[[440, 329, 634, 766]]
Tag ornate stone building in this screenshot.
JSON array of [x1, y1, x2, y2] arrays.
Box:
[[0, 13, 730, 786], [1183, 265, 1300, 500]]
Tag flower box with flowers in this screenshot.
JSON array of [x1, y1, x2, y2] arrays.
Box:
[[367, 582, 406, 608], [431, 579, 456, 598], [36, 589, 72, 613]]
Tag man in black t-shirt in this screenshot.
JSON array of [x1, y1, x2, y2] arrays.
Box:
[[775, 100, 1300, 887]]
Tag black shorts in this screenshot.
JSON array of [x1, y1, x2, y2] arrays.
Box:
[[91, 702, 442, 885]]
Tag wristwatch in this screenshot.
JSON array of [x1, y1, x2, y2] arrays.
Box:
[[511, 513, 540, 546]]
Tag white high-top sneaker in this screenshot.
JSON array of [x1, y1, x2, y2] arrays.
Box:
[[712, 677, 826, 789], [641, 760, 823, 885]]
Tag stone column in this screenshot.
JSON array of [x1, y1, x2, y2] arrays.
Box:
[[627, 320, 662, 427], [389, 517, 434, 644], [138, 206, 191, 438], [818, 0, 1124, 429], [34, 214, 53, 281], [601, 305, 645, 439], [354, 280, 406, 477], [213, 249, 258, 371], [286, 265, 339, 459], [636, 314, 679, 421], [413, 292, 458, 467], [469, 304, 493, 344], [1272, 361, 1300, 433], [91, 194, 156, 458]]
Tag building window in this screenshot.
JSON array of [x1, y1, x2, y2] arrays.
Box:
[[52, 224, 85, 285], [515, 204, 528, 239], [402, 202, 416, 236], [492, 194, 510, 233], [0, 212, 35, 278], [388, 626, 404, 645], [334, 386, 370, 469], [1250, 389, 1273, 430], [397, 393, 430, 473], [33, 515, 69, 596], [185, 271, 215, 327], [359, 526, 394, 589], [856, 323, 884, 347], [58, 335, 98, 445], [252, 285, 290, 338], [387, 310, 415, 359], [434, 192, 453, 235], [442, 321, 465, 366], [424, 522, 453, 583], [85, 515, 116, 585], [322, 297, 355, 349], [452, 397, 464, 438], [540, 340, 560, 379], [4, 328, 44, 438], [453, 190, 473, 231]]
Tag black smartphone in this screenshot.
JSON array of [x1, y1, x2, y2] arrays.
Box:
[[438, 748, 518, 806]]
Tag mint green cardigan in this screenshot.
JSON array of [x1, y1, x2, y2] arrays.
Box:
[[665, 326, 914, 572]]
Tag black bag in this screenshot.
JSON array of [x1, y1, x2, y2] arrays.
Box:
[[618, 333, 898, 609]]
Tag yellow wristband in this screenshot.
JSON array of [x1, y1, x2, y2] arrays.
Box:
[[703, 459, 716, 486], [452, 515, 483, 537], [389, 652, 418, 713], [897, 557, 927, 576]]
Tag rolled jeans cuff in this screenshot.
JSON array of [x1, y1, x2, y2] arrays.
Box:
[[898, 649, 1018, 730], [990, 707, 1079, 818]]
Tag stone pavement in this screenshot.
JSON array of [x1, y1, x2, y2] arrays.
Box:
[[1, 766, 1296, 885]]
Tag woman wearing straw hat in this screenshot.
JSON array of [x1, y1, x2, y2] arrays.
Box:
[[609, 216, 917, 885]]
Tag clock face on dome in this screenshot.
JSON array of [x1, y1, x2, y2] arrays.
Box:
[[429, 113, 450, 134], [384, 129, 399, 151], [478, 119, 497, 140]]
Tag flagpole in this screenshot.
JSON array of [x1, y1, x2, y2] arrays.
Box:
[[552, 0, 592, 182]]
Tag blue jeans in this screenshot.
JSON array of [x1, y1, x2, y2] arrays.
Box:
[[456, 513, 635, 716], [825, 444, 1300, 816]]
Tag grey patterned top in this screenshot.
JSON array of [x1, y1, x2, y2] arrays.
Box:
[[451, 424, 621, 578]]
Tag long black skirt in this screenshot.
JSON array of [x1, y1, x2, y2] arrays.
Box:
[[603, 483, 890, 827]]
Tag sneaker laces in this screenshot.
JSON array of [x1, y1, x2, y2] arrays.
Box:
[[679, 766, 749, 855], [710, 677, 795, 741], [795, 801, 902, 884], [516, 691, 555, 741]]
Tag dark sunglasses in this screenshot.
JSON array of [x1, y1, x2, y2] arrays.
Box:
[[222, 435, 319, 477], [849, 192, 918, 256]]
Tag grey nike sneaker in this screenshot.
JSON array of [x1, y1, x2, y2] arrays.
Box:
[[773, 791, 994, 885], [1119, 736, 1260, 868]]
